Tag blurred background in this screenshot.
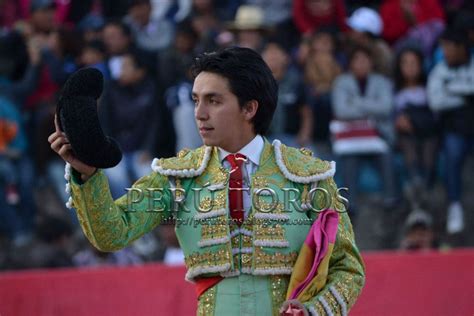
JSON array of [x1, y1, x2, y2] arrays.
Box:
[[0, 0, 473, 275]]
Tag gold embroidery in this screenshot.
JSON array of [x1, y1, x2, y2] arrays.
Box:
[[158, 146, 207, 171], [207, 147, 230, 184], [175, 178, 184, 200], [213, 191, 226, 209], [201, 223, 228, 240], [177, 148, 190, 158], [241, 253, 252, 264], [310, 210, 364, 312], [334, 283, 350, 306], [71, 171, 167, 251], [184, 249, 231, 267], [255, 224, 286, 241], [197, 182, 228, 245], [252, 176, 267, 189], [232, 254, 240, 270], [194, 189, 226, 211], [270, 275, 290, 316], [330, 270, 363, 310], [279, 143, 332, 177], [252, 175, 285, 189], [231, 235, 252, 247], [310, 302, 327, 316], [299, 147, 313, 156], [197, 286, 216, 316], [251, 145, 285, 188], [253, 201, 288, 215], [254, 247, 298, 268], [199, 197, 213, 211], [214, 167, 229, 184], [300, 184, 309, 204], [324, 291, 342, 314], [228, 221, 256, 273]]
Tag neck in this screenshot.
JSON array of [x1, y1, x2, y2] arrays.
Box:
[[354, 73, 368, 81], [221, 132, 257, 153], [404, 79, 418, 87], [450, 55, 470, 67]]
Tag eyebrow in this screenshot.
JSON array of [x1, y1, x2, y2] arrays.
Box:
[[191, 92, 224, 99]]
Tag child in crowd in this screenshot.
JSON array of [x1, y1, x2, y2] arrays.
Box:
[[79, 40, 110, 80]]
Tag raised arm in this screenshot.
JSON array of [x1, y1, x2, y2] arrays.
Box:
[[49, 114, 172, 252], [68, 167, 172, 252]]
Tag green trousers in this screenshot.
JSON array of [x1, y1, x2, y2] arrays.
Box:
[[197, 274, 289, 316]]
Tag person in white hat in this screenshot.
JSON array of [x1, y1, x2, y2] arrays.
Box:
[[345, 7, 394, 76], [347, 7, 383, 37]]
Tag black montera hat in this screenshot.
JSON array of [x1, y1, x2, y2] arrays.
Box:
[[56, 68, 122, 168]]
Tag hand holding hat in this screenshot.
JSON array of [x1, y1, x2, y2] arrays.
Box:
[[49, 114, 97, 181], [53, 68, 122, 170]]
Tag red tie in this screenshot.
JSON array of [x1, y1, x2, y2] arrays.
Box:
[[225, 153, 247, 226]]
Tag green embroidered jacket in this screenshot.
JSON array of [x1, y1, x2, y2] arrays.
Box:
[[68, 139, 365, 315]]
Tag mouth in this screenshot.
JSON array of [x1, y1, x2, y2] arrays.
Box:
[[199, 127, 214, 135]]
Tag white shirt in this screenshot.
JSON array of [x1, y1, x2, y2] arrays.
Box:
[[218, 135, 265, 218]]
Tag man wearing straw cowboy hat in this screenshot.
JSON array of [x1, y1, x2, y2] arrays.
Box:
[[225, 5, 269, 51], [49, 46, 365, 315]]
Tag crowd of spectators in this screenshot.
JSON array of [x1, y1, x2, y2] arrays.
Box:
[[0, 0, 473, 270]]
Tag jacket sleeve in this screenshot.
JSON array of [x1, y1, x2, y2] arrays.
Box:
[[304, 177, 366, 315], [69, 168, 172, 252], [354, 76, 393, 118], [331, 76, 367, 120], [444, 62, 474, 97], [427, 64, 465, 112]]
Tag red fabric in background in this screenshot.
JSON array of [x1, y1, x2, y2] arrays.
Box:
[[380, 0, 445, 43], [0, 264, 196, 316], [0, 250, 473, 316], [351, 249, 474, 316], [292, 0, 348, 34]]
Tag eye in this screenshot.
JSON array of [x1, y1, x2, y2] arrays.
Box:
[[210, 99, 219, 105], [192, 98, 199, 106]]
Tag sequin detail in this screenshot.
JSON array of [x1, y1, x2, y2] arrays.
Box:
[[197, 286, 216, 316]]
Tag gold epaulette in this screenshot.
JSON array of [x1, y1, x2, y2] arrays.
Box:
[[272, 140, 336, 183], [151, 146, 212, 178]]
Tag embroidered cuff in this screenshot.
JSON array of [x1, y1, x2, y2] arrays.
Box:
[[65, 163, 101, 209], [64, 163, 73, 209]]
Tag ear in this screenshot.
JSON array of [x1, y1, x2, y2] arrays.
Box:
[[243, 100, 258, 122]]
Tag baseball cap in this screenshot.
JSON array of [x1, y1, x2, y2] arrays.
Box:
[[347, 7, 383, 36]]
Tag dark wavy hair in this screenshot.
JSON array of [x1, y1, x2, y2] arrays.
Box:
[[191, 47, 278, 135], [394, 47, 426, 91]]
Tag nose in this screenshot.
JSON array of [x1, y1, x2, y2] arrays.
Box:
[[195, 102, 208, 121]]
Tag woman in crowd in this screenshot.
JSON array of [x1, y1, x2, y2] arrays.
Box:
[[331, 45, 397, 216], [393, 47, 438, 207]]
